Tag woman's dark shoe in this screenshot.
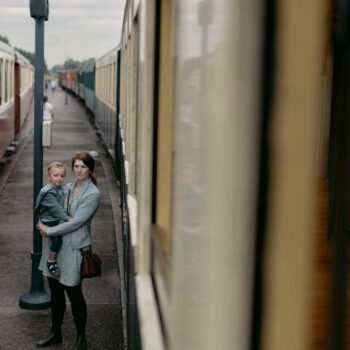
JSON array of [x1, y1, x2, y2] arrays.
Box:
[[36, 332, 62, 347], [73, 334, 87, 350]]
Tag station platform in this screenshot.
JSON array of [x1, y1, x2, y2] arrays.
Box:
[[0, 88, 125, 349]]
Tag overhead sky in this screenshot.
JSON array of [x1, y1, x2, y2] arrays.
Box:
[[0, 0, 126, 69]]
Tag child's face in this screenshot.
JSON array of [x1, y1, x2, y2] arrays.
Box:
[[48, 167, 65, 187]]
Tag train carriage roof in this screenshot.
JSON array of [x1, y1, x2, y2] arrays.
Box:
[[95, 46, 119, 67], [0, 40, 15, 58], [15, 50, 33, 69]]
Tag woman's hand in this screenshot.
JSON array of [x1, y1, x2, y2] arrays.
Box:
[[37, 224, 49, 238]]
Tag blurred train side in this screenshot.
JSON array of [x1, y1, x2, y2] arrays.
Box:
[[57, 1, 350, 350], [0, 41, 34, 158], [117, 1, 346, 350]]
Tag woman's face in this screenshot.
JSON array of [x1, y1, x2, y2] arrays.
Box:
[[73, 159, 90, 182]]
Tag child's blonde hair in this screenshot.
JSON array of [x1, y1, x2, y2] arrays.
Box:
[[47, 161, 66, 176]]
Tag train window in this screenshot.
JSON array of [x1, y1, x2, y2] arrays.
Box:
[[112, 62, 116, 106], [108, 64, 112, 105], [103, 66, 105, 101], [113, 61, 115, 105], [99, 67, 102, 99], [9, 62, 11, 100], [22, 68, 27, 93], [101, 67, 103, 100], [100, 67, 103, 100], [134, 21, 139, 190], [0, 58, 2, 106], [20, 68, 23, 93], [103, 67, 105, 100], [104, 66, 107, 102], [106, 65, 109, 104], [125, 44, 130, 137], [4, 60, 8, 103], [107, 65, 109, 103], [113, 62, 116, 106], [123, 18, 139, 195], [24, 69, 26, 93], [153, 0, 174, 252], [103, 66, 108, 102], [120, 52, 124, 128], [105, 65, 108, 103], [22, 68, 24, 93], [111, 63, 114, 105], [8, 62, 10, 100], [10, 62, 13, 100], [8, 61, 11, 101], [110, 63, 113, 105], [95, 68, 99, 98], [105, 66, 108, 102], [27, 69, 29, 90], [96, 67, 100, 98], [111, 63, 115, 106]]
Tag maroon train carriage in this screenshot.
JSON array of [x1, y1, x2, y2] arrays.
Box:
[[0, 41, 33, 158]]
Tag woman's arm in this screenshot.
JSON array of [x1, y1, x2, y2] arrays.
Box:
[[46, 191, 100, 237]]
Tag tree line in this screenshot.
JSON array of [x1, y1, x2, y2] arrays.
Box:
[[0, 34, 95, 74], [0, 34, 49, 73]]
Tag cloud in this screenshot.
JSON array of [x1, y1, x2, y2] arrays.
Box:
[[0, 0, 125, 68]]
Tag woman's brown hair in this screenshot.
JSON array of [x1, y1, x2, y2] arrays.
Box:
[[71, 151, 97, 185]]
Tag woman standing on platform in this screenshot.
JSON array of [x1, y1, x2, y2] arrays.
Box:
[[36, 151, 100, 350]]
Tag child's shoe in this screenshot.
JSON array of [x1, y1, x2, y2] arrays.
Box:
[[47, 261, 60, 277]]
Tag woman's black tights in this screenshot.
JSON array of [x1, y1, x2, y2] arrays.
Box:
[[48, 277, 87, 336]]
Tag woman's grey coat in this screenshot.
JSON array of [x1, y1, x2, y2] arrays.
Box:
[[46, 179, 100, 249]]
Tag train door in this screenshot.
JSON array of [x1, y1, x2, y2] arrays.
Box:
[[14, 60, 20, 135], [324, 1, 350, 348]]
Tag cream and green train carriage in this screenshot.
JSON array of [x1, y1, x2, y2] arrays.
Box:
[[116, 1, 349, 350], [57, 0, 350, 348], [95, 47, 119, 158]]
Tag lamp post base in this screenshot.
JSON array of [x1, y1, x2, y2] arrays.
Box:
[[19, 291, 51, 310]]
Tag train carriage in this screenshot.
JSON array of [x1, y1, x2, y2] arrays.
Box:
[[56, 0, 350, 349], [77, 70, 85, 101], [81, 64, 95, 115], [57, 71, 67, 89], [0, 41, 16, 158], [66, 69, 78, 95], [15, 51, 34, 132], [95, 47, 118, 158], [115, 1, 348, 350], [0, 41, 33, 159]]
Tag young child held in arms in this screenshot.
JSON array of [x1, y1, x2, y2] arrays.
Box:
[[35, 162, 69, 277]]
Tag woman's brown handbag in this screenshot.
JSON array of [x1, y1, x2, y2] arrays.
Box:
[[80, 248, 102, 278]]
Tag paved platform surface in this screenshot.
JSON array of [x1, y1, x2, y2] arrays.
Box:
[[0, 88, 125, 349]]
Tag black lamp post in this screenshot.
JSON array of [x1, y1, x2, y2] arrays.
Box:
[[19, 0, 51, 310]]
